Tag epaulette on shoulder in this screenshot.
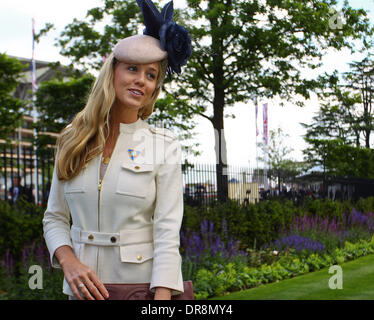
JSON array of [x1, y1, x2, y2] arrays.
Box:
[[149, 127, 177, 141]]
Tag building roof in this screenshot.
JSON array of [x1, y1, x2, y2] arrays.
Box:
[[8, 55, 73, 101]]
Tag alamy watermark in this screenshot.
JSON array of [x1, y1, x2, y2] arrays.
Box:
[[28, 265, 43, 290], [131, 127, 232, 174], [328, 265, 343, 290], [328, 8, 345, 30]]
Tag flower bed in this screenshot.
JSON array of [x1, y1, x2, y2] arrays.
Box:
[[1, 197, 374, 299], [181, 201, 374, 299], [192, 237, 374, 299]]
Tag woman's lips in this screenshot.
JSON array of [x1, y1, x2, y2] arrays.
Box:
[[128, 89, 144, 97]]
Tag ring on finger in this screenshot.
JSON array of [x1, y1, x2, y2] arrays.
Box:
[[78, 283, 85, 289]]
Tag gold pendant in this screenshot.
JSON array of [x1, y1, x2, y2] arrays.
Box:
[[103, 156, 110, 165]]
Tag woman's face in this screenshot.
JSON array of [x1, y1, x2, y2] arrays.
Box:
[[113, 61, 159, 111]]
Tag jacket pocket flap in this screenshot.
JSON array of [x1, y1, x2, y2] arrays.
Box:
[[119, 226, 153, 245], [120, 242, 154, 263], [121, 162, 153, 173]]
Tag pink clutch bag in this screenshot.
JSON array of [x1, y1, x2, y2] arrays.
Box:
[[104, 280, 194, 300]]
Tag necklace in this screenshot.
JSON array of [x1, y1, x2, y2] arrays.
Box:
[[103, 127, 118, 165], [102, 156, 111, 165]]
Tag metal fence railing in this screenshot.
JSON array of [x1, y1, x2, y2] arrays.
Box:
[[1, 143, 265, 208], [182, 163, 263, 206], [0, 142, 54, 206], [3, 145, 372, 210]]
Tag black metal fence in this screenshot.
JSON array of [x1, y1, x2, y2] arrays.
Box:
[[0, 142, 55, 206], [1, 144, 266, 208], [4, 144, 372, 209], [182, 163, 264, 206]]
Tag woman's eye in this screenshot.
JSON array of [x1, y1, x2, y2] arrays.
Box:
[[127, 65, 155, 79]]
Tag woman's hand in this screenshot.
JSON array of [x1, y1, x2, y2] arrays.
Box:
[[55, 245, 109, 300], [154, 287, 172, 300]]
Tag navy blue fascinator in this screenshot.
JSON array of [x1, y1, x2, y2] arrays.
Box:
[[136, 0, 192, 76]]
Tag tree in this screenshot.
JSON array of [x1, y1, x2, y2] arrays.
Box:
[[0, 53, 25, 140], [181, 0, 371, 201], [39, 0, 373, 202], [304, 138, 374, 179], [301, 101, 357, 174], [34, 73, 95, 152], [312, 55, 374, 148], [325, 143, 374, 178], [344, 56, 374, 148], [302, 55, 374, 177]]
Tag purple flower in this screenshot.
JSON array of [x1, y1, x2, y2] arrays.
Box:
[[222, 218, 228, 239], [272, 234, 325, 253], [22, 246, 31, 269], [3, 249, 14, 276], [180, 219, 245, 263], [36, 243, 45, 266]]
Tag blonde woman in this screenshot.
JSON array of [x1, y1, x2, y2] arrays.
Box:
[[42, 0, 192, 300]]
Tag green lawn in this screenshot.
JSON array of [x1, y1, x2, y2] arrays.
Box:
[[211, 254, 374, 300]]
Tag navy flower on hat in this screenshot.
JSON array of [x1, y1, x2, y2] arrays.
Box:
[[136, 0, 192, 76]]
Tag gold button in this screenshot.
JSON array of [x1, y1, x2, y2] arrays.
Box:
[[88, 234, 94, 241], [134, 166, 140, 170], [137, 255, 142, 261]]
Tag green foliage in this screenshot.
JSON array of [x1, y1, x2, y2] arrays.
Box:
[[303, 139, 374, 178], [0, 200, 66, 300], [245, 247, 279, 268], [303, 197, 345, 220], [0, 53, 25, 140], [0, 200, 44, 260], [54, 0, 142, 71], [0, 243, 66, 300], [355, 197, 374, 213], [34, 74, 95, 150], [183, 198, 297, 249], [302, 54, 374, 174], [328, 144, 374, 178]]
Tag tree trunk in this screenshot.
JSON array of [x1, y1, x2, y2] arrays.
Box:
[[364, 104, 371, 148], [212, 102, 229, 203], [209, 0, 228, 203]]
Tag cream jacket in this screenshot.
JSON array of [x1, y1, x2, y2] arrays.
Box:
[[43, 118, 184, 296]]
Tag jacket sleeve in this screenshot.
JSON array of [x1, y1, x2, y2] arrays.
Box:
[[150, 138, 184, 295], [42, 157, 72, 269]]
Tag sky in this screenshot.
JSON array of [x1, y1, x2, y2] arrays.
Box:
[[0, 0, 373, 168]]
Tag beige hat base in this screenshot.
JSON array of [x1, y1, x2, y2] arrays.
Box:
[[113, 34, 168, 64]]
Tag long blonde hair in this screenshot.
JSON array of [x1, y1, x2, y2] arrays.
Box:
[[56, 52, 168, 181]]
